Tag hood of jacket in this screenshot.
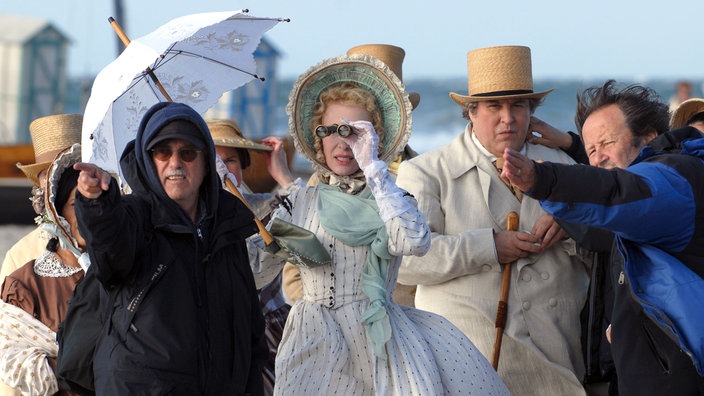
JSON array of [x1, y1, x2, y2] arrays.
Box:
[[119, 102, 220, 228], [633, 126, 704, 165]]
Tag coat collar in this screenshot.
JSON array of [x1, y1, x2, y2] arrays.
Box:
[[446, 124, 496, 180]]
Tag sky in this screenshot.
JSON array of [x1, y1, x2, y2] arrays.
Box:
[[2, 0, 703, 82]]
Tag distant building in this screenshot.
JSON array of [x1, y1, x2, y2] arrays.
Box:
[[0, 13, 70, 144], [205, 37, 282, 140]]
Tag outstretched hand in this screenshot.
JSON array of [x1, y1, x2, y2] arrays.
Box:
[[501, 148, 537, 193], [74, 162, 112, 199]]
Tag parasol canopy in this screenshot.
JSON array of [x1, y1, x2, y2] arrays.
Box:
[[81, 10, 285, 184]]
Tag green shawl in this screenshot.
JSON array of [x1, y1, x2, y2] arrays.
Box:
[[317, 183, 392, 359]]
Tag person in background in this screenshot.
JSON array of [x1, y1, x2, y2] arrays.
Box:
[[207, 118, 298, 396], [207, 118, 297, 220], [669, 80, 693, 112], [670, 97, 704, 132], [281, 43, 422, 307], [250, 52, 508, 395], [0, 144, 87, 396], [73, 102, 267, 395], [1, 115, 83, 283], [396, 45, 591, 395], [503, 79, 704, 395]]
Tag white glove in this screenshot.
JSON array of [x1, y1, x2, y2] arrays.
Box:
[[215, 154, 239, 189], [345, 120, 411, 222], [347, 120, 379, 171]]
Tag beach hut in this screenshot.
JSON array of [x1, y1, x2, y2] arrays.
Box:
[[0, 13, 70, 145]]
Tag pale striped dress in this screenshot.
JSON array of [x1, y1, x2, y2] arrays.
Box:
[[254, 185, 509, 396]]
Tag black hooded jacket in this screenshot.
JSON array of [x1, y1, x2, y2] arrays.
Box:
[[76, 102, 266, 395]]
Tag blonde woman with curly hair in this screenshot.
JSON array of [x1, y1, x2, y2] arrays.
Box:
[[248, 53, 508, 396]]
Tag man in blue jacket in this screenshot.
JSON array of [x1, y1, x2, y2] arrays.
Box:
[[502, 80, 704, 395], [74, 102, 267, 395]]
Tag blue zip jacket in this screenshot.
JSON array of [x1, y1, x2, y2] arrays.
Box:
[[528, 127, 704, 378]]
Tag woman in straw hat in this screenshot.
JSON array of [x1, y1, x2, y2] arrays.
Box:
[[207, 118, 299, 220], [1, 144, 88, 396], [207, 118, 300, 396], [2, 114, 83, 285], [251, 53, 508, 395]]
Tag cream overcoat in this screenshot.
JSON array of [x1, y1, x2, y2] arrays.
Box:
[[396, 126, 590, 396]]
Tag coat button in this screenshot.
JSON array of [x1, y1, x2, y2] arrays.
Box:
[[549, 298, 557, 307], [522, 273, 532, 282], [541, 272, 550, 280], [522, 301, 531, 310], [482, 264, 492, 272]]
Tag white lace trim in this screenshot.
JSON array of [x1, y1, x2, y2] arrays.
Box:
[[33, 251, 83, 278]]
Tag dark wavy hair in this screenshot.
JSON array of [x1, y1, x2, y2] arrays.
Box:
[[575, 80, 670, 144]]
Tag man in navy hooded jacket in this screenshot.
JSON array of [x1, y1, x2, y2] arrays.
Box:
[[74, 102, 267, 395], [500, 80, 704, 395]]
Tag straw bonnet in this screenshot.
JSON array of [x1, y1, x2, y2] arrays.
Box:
[[346, 44, 420, 110], [449, 45, 553, 106], [205, 118, 272, 151], [17, 114, 83, 186], [670, 98, 704, 129], [286, 53, 412, 169]]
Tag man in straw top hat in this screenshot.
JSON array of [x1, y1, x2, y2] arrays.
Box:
[[1, 114, 83, 285], [281, 44, 420, 307], [671, 97, 704, 132], [396, 45, 591, 395]]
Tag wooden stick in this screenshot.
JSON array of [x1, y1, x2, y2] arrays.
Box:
[[108, 17, 173, 102], [491, 211, 519, 370], [224, 177, 276, 247], [109, 17, 131, 46]]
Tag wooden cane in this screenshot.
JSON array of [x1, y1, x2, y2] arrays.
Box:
[[491, 211, 519, 370]]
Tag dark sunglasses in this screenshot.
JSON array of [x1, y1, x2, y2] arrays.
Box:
[[150, 146, 203, 162], [315, 124, 353, 138]]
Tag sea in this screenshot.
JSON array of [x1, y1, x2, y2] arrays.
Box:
[[1, 77, 701, 258], [269, 77, 704, 172]]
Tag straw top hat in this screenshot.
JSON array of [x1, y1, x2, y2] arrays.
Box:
[[287, 53, 412, 169], [670, 98, 704, 129], [17, 114, 83, 186], [205, 118, 272, 152], [449, 45, 553, 106], [346, 44, 420, 110]]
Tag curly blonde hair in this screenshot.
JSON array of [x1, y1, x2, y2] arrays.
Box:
[[309, 82, 385, 164]]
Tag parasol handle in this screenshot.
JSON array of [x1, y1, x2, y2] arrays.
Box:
[[108, 17, 174, 102], [224, 177, 276, 246], [491, 211, 519, 370], [108, 17, 131, 46]]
